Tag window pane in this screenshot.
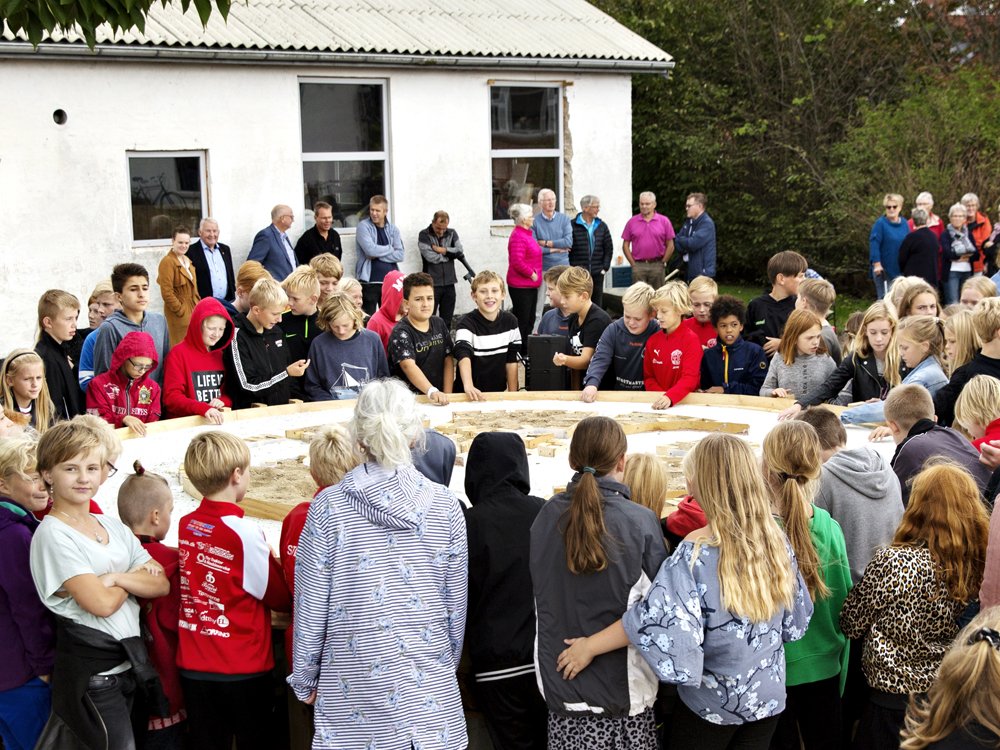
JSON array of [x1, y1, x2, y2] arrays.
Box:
[[129, 156, 203, 241], [303, 161, 385, 227], [491, 87, 559, 149], [300, 83, 384, 153], [491, 157, 558, 221]]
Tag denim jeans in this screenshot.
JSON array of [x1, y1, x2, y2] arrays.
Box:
[[87, 670, 137, 750], [946, 271, 972, 305], [873, 271, 898, 300]]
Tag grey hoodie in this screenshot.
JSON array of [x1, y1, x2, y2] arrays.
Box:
[[92, 309, 171, 386], [814, 446, 903, 583]]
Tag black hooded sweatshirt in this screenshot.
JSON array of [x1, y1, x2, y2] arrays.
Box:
[[464, 432, 545, 678]]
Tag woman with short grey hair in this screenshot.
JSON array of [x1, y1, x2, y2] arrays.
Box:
[[941, 203, 980, 304], [289, 379, 470, 748]]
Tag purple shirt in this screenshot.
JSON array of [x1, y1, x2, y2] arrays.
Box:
[[621, 212, 675, 261]]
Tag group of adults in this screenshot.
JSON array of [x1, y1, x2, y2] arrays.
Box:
[[869, 191, 999, 304], [506, 189, 717, 338]]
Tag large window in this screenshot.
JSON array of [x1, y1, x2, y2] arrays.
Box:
[[128, 152, 206, 244], [300, 80, 387, 228], [490, 85, 561, 221]]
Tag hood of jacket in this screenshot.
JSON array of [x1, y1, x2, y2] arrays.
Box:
[[412, 429, 457, 486], [184, 297, 234, 353], [110, 331, 159, 378], [373, 270, 406, 324], [340, 462, 437, 531], [0, 497, 39, 535], [465, 432, 531, 504], [824, 446, 895, 500]]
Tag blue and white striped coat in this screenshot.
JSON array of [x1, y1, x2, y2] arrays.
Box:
[[289, 462, 469, 749]]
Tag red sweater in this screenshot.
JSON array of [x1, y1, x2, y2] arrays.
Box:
[[972, 418, 1000, 452], [137, 536, 185, 726], [682, 317, 717, 349], [162, 297, 234, 418], [643, 325, 703, 405], [278, 493, 324, 672], [86, 331, 161, 428], [178, 499, 291, 676]]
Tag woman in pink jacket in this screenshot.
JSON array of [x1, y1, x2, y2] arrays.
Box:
[[506, 202, 543, 353]]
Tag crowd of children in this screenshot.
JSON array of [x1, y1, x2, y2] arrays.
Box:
[[5, 197, 1000, 750]]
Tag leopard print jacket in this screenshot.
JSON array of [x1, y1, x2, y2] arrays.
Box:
[[840, 544, 966, 694]]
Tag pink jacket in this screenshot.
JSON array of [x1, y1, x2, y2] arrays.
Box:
[[506, 225, 542, 289]]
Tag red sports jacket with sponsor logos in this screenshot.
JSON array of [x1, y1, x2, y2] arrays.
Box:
[[643, 324, 703, 405], [177, 499, 290, 675], [278, 490, 326, 673]]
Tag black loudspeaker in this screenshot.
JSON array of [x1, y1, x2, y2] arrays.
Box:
[[526, 335, 569, 391]]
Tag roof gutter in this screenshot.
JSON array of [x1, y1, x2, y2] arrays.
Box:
[[0, 42, 674, 76]]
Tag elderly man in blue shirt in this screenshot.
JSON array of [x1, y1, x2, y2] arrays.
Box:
[[532, 188, 573, 318]]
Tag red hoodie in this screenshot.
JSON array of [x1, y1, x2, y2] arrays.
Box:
[[972, 417, 1000, 453], [643, 324, 703, 405], [682, 317, 717, 349], [162, 298, 234, 418], [85, 331, 161, 428], [365, 270, 406, 352]]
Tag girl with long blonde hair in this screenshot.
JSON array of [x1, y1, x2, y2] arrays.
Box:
[[944, 309, 981, 376], [900, 607, 1000, 750], [779, 301, 901, 421], [841, 463, 990, 750], [530, 416, 667, 749], [557, 433, 812, 750], [0, 349, 54, 432], [622, 452, 668, 519], [764, 421, 852, 750]]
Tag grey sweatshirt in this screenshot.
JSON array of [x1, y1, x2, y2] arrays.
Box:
[[92, 309, 171, 386], [760, 352, 837, 399], [814, 446, 903, 583]]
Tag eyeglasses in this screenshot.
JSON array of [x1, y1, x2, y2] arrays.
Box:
[[127, 358, 154, 372], [106, 462, 118, 477], [885, 205, 899, 210]]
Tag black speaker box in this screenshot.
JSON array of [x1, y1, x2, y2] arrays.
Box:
[[526, 335, 569, 391]]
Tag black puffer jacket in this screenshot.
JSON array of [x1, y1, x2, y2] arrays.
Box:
[[568, 214, 614, 277], [463, 432, 545, 677]]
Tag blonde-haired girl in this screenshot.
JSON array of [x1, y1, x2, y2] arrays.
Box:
[[760, 310, 837, 399], [304, 292, 388, 401], [557, 433, 812, 749], [531, 416, 667, 749], [763, 421, 851, 750], [780, 301, 901, 421], [623, 453, 669, 519], [944, 309, 981, 375], [901, 608, 1000, 750], [841, 314, 948, 425], [841, 463, 989, 748], [0, 349, 54, 432], [961, 276, 999, 309]]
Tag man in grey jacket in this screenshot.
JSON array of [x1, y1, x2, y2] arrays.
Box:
[[417, 211, 463, 328]]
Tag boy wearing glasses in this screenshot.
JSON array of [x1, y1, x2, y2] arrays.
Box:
[[86, 331, 161, 435]]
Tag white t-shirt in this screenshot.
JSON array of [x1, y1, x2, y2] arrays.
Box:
[[30, 514, 151, 643]]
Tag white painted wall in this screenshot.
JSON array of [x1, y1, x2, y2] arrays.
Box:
[[0, 59, 633, 353]]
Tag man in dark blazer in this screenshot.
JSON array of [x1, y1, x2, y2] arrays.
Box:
[[187, 217, 236, 301], [295, 201, 343, 264], [248, 204, 297, 281]]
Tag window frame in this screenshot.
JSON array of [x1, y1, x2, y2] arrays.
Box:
[[489, 82, 563, 225], [299, 76, 390, 233], [127, 150, 209, 247]]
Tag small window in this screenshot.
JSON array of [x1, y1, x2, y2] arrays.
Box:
[[300, 80, 388, 229], [128, 152, 207, 244], [490, 85, 561, 221]]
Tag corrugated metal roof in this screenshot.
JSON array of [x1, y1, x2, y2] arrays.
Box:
[[1, 0, 671, 66]]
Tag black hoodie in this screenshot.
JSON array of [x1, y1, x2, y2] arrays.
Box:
[[464, 432, 545, 677]]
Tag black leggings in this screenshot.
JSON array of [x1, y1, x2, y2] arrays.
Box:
[[771, 675, 842, 750], [669, 700, 780, 750], [509, 286, 538, 355], [181, 674, 274, 750]]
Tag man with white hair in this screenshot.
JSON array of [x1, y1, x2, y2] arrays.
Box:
[[621, 191, 675, 288], [187, 217, 236, 301], [248, 204, 297, 281], [532, 188, 573, 317]]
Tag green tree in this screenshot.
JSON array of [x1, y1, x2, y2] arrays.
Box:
[[1, 0, 231, 47]]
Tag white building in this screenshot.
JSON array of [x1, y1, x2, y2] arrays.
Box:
[[0, 0, 671, 350]]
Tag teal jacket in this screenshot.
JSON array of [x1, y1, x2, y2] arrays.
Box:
[[785, 506, 852, 689]]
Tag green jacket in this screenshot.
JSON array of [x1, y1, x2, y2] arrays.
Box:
[[785, 506, 853, 689]]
